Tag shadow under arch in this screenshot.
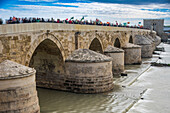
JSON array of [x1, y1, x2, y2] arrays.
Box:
[[114, 38, 121, 48], [25, 33, 65, 66], [89, 38, 104, 54], [27, 34, 65, 88], [129, 35, 133, 43]]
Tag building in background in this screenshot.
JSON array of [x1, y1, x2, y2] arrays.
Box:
[[143, 19, 168, 42], [143, 19, 164, 36]]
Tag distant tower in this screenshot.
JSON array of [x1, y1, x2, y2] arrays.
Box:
[[143, 19, 164, 36]]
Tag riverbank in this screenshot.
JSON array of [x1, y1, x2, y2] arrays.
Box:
[[128, 66, 170, 113], [128, 43, 170, 113]]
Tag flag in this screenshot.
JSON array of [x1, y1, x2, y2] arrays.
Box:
[[116, 21, 118, 25], [127, 22, 130, 24], [123, 23, 127, 26], [70, 17, 74, 20], [81, 16, 84, 21]]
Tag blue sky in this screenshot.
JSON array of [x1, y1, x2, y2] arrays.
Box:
[[0, 0, 170, 25]]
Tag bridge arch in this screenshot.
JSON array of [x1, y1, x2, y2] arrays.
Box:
[[25, 33, 65, 66], [89, 37, 104, 53], [114, 38, 121, 48], [129, 35, 133, 43], [26, 33, 65, 87]]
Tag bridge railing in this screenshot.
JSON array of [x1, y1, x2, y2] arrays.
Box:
[[0, 23, 150, 35]]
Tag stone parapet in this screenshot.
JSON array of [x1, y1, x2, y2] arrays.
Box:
[[0, 23, 150, 35]]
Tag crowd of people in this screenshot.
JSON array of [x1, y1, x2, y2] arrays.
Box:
[[0, 16, 144, 29]]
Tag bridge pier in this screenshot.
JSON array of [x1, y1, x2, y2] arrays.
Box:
[[104, 46, 124, 75], [134, 35, 153, 58], [0, 60, 40, 113], [149, 32, 161, 46], [65, 49, 114, 93], [122, 43, 142, 65], [147, 35, 156, 51]]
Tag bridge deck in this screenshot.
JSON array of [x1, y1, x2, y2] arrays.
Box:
[[0, 23, 150, 35]]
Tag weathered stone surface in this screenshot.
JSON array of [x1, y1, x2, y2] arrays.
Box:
[[65, 49, 114, 93], [104, 46, 124, 75], [28, 39, 65, 89], [0, 23, 151, 35], [0, 23, 151, 66], [104, 45, 124, 53], [134, 35, 152, 45], [134, 35, 153, 58], [122, 43, 141, 65], [66, 49, 112, 63], [143, 19, 164, 36], [122, 43, 141, 48], [0, 60, 35, 79], [0, 23, 158, 94], [155, 36, 161, 46], [149, 32, 161, 46], [147, 35, 156, 51], [0, 60, 40, 113], [65, 62, 114, 93]]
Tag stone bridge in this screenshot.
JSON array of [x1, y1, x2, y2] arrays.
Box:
[[0, 23, 160, 93]]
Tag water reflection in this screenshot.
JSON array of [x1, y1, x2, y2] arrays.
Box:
[[37, 81, 143, 113], [37, 88, 116, 113]]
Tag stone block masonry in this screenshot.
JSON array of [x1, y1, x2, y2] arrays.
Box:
[[122, 43, 141, 65], [0, 23, 160, 94], [134, 35, 153, 58], [0, 60, 40, 113], [65, 62, 114, 93], [0, 23, 150, 65], [65, 49, 114, 93], [104, 46, 124, 75]]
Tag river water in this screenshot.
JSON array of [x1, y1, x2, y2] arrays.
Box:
[[128, 43, 170, 113], [37, 43, 170, 113]]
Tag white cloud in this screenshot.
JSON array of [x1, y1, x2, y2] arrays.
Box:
[[0, 9, 9, 12]]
